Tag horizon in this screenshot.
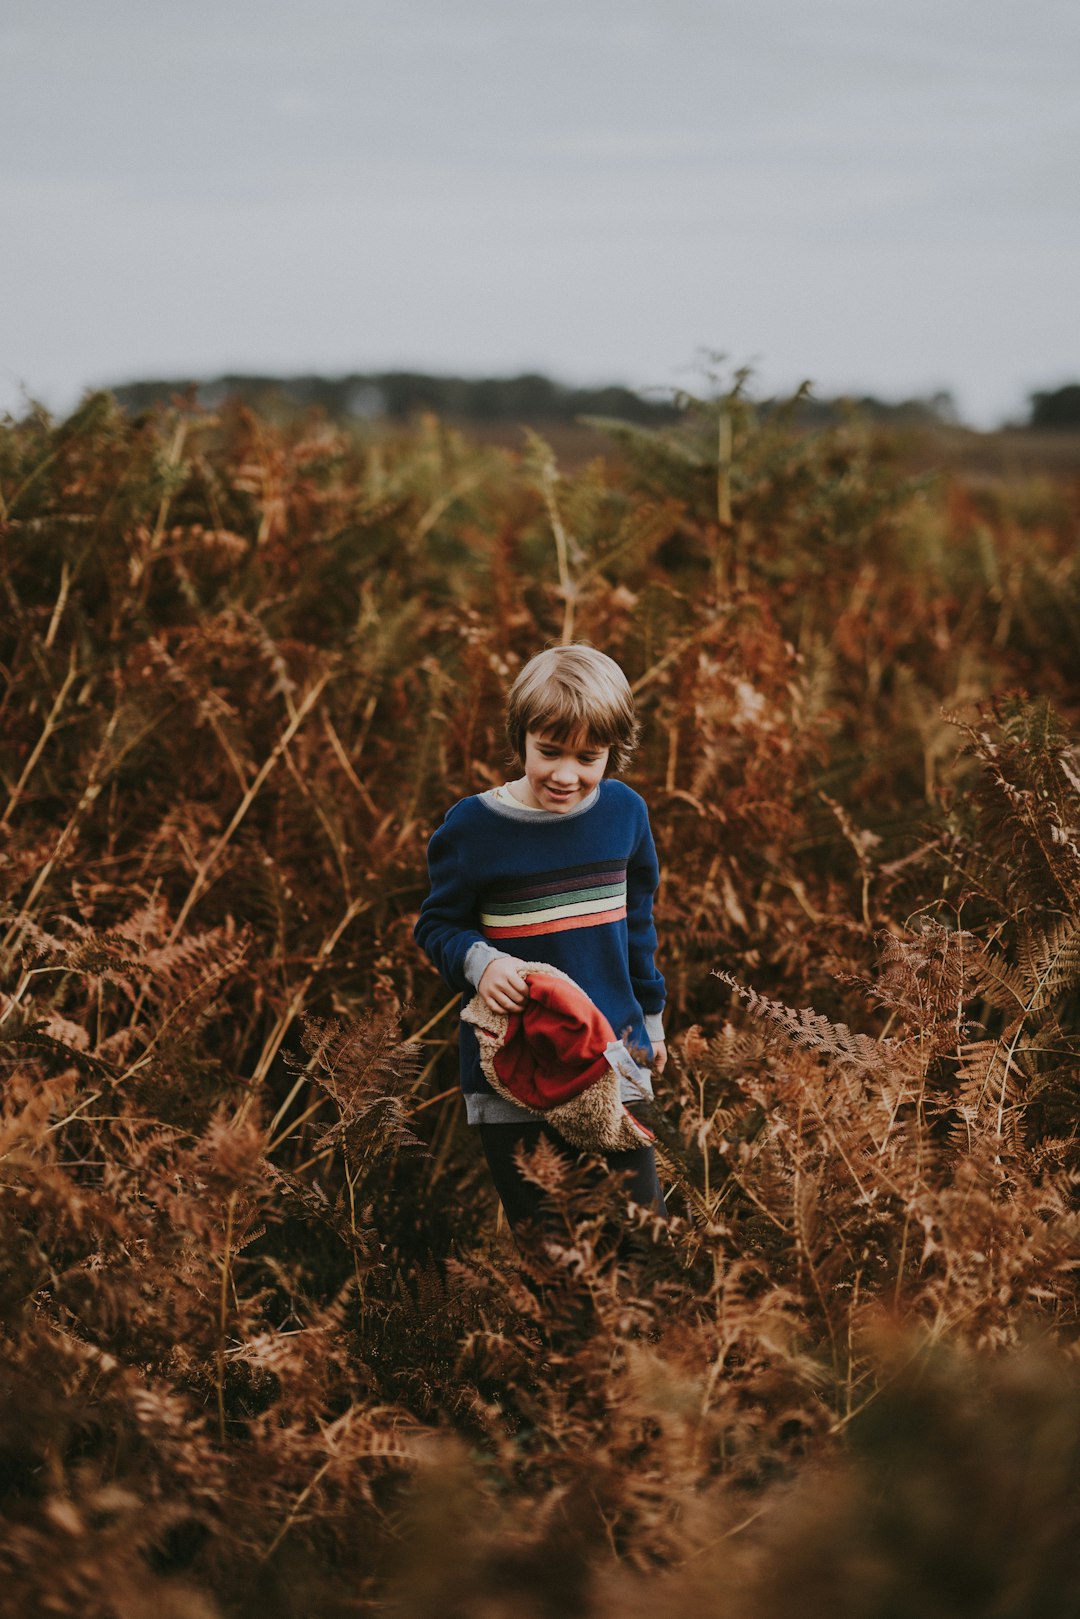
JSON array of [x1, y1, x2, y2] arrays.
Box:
[[5, 353, 1074, 440], [19, 365, 1068, 434]]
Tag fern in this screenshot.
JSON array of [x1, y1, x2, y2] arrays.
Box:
[[297, 1011, 425, 1159], [715, 969, 892, 1072], [2, 392, 1079, 1617]]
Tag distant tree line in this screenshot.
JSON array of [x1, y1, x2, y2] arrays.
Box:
[[109, 370, 683, 427], [1029, 383, 1080, 430], [781, 389, 961, 429], [105, 372, 969, 431], [107, 371, 1080, 432]]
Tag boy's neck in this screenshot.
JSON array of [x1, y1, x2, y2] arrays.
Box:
[[506, 776, 539, 809]]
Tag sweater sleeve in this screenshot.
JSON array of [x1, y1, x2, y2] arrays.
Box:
[[413, 807, 492, 995], [626, 800, 666, 1025]]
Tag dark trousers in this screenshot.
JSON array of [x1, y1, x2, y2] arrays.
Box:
[[478, 1119, 667, 1237]]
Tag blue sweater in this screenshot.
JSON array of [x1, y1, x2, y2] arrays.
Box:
[[414, 779, 666, 1123]]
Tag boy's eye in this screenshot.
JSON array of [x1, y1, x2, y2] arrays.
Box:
[[539, 747, 600, 762]]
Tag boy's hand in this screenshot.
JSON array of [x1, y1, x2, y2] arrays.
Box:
[[652, 1040, 667, 1075], [478, 957, 530, 1014]]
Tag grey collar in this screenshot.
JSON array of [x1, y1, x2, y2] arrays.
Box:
[[477, 784, 602, 823]]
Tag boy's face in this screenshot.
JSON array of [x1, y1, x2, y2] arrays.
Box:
[[520, 728, 610, 813]]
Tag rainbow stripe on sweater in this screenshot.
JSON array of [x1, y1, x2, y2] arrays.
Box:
[[480, 859, 628, 940]]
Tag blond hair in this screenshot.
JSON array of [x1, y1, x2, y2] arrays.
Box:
[[505, 645, 639, 773]]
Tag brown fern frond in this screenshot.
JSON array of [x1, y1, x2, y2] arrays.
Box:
[[967, 947, 1032, 1016], [944, 696, 1080, 918], [1014, 914, 1080, 1011], [870, 923, 975, 1033], [262, 1161, 382, 1262], [716, 970, 893, 1072], [952, 1034, 1028, 1144], [17, 920, 147, 986], [299, 1011, 425, 1157]]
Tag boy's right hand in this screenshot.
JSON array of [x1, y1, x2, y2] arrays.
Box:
[[478, 957, 531, 1014]]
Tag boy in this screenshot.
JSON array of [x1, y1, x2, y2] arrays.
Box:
[[414, 645, 667, 1234]]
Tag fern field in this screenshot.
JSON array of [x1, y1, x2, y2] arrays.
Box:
[[1, 389, 1078, 1617]]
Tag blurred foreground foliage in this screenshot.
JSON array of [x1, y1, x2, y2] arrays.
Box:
[[1, 386, 1078, 1616]]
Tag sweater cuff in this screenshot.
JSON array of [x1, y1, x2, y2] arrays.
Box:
[[464, 940, 506, 991], [643, 1010, 666, 1043]]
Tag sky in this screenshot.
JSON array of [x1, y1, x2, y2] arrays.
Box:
[[2, 0, 1078, 427]]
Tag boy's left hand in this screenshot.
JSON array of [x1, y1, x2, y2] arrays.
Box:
[[652, 1040, 667, 1075]]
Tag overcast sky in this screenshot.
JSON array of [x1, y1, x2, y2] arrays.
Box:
[[2, 0, 1077, 425]]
